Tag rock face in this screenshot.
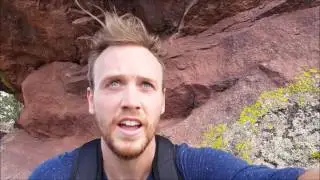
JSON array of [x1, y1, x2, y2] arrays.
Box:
[[1, 0, 318, 96], [1, 129, 94, 180], [2, 0, 317, 138], [201, 70, 320, 168], [0, 0, 320, 179], [162, 4, 320, 125], [18, 62, 98, 138]]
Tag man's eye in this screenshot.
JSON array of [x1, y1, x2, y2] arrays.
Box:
[[108, 80, 121, 88], [142, 81, 154, 89]]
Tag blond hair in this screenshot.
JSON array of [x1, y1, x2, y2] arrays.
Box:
[[75, 0, 164, 88]]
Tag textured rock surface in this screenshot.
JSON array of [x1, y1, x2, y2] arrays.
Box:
[[0, 0, 319, 179], [254, 97, 320, 168], [0, 129, 93, 180], [161, 5, 320, 144], [1, 0, 319, 96], [201, 70, 320, 168], [1, 0, 275, 96], [17, 62, 98, 138], [8, 3, 319, 138]]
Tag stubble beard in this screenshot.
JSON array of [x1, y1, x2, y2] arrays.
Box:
[[103, 123, 156, 160]]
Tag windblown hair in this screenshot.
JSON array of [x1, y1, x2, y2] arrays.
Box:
[[75, 0, 164, 89]]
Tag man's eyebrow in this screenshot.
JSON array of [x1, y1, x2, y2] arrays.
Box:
[[100, 74, 158, 85], [137, 76, 156, 82], [102, 74, 124, 80]]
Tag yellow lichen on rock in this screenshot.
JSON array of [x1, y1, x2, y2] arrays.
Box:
[[201, 68, 320, 167], [311, 151, 320, 159], [235, 140, 253, 164], [201, 124, 228, 149]]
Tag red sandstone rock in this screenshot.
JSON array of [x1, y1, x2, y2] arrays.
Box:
[[0, 129, 93, 180], [162, 5, 320, 122], [13, 3, 320, 138], [17, 62, 98, 138], [9, 3, 319, 139], [4, 0, 318, 96]]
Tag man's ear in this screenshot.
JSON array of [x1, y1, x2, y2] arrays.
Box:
[[161, 88, 166, 115], [87, 87, 95, 114]]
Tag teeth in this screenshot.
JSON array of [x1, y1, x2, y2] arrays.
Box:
[[120, 120, 141, 126]]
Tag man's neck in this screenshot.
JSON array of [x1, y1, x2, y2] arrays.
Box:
[[101, 137, 156, 180]]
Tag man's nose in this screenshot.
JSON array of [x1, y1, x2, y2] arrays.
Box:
[[120, 85, 141, 110]]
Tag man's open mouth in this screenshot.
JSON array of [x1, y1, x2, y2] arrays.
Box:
[[118, 119, 142, 131]]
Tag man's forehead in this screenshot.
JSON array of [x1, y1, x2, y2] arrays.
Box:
[[93, 45, 163, 82]]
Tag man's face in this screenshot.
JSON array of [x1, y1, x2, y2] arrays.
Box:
[[87, 45, 165, 160]]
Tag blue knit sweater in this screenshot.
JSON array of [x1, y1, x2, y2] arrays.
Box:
[[29, 143, 304, 180]]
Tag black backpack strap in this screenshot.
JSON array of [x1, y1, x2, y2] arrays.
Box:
[[70, 138, 103, 180], [152, 135, 182, 180], [71, 136, 182, 180]]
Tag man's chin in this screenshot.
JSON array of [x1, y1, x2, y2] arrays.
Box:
[[107, 137, 151, 160]]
